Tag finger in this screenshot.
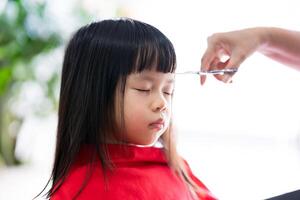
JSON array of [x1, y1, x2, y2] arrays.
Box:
[[219, 51, 246, 83], [201, 56, 221, 85], [200, 75, 206, 85], [225, 50, 246, 69], [200, 51, 213, 85], [210, 59, 228, 82], [200, 40, 219, 85], [213, 73, 233, 83], [201, 52, 215, 72], [201, 44, 218, 72], [209, 59, 234, 83]]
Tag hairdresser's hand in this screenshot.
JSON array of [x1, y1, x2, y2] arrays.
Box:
[[200, 28, 263, 85]]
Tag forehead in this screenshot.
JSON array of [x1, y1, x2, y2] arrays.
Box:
[[128, 70, 175, 83]]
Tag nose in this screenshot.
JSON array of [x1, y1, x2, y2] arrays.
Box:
[[151, 93, 168, 112]]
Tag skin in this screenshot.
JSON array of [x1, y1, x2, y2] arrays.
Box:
[[115, 69, 175, 146], [200, 27, 300, 85]]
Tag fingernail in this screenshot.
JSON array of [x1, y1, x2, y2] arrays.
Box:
[[200, 75, 205, 85]]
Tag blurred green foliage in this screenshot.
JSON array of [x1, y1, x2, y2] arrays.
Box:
[[0, 0, 61, 166], [0, 0, 124, 166]]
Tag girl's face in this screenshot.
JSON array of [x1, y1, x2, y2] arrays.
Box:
[[116, 69, 175, 146]]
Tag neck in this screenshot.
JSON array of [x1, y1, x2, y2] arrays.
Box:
[[104, 139, 163, 148]]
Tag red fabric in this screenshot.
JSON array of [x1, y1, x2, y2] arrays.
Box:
[[51, 144, 217, 200]]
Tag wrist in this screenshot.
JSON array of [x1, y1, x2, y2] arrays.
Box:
[[256, 27, 286, 54], [255, 27, 271, 52]]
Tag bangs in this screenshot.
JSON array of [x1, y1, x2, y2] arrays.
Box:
[[120, 19, 176, 75], [132, 38, 176, 74]]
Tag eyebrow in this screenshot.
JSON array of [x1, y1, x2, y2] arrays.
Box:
[[134, 74, 175, 84]]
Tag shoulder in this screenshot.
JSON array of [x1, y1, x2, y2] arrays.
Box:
[[51, 162, 105, 200]]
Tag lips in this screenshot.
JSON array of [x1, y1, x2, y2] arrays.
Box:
[[149, 119, 165, 130]]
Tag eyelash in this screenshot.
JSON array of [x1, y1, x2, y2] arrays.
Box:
[[164, 92, 173, 96], [135, 89, 150, 93], [135, 89, 173, 96]]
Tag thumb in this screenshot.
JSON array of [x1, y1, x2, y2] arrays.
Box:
[[221, 53, 244, 83], [226, 50, 247, 69]]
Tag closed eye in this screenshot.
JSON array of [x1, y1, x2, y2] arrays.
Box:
[[164, 91, 173, 96], [135, 88, 150, 92]]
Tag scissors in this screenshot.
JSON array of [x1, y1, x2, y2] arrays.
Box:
[[176, 68, 238, 75]]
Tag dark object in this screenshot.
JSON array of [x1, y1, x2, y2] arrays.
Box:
[[266, 190, 300, 200]]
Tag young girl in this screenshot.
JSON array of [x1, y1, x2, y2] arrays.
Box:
[[43, 18, 216, 200]]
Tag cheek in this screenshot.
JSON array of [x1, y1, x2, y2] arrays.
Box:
[[124, 105, 142, 120], [123, 93, 145, 121]]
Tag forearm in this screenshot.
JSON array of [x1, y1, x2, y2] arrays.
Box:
[[258, 27, 300, 70]]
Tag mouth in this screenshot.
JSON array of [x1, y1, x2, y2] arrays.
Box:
[[149, 119, 165, 130]]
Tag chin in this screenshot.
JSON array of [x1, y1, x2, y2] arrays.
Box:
[[127, 131, 164, 146], [130, 137, 159, 147], [137, 139, 157, 146]]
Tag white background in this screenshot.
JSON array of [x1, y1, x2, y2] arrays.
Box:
[[1, 0, 300, 199]]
